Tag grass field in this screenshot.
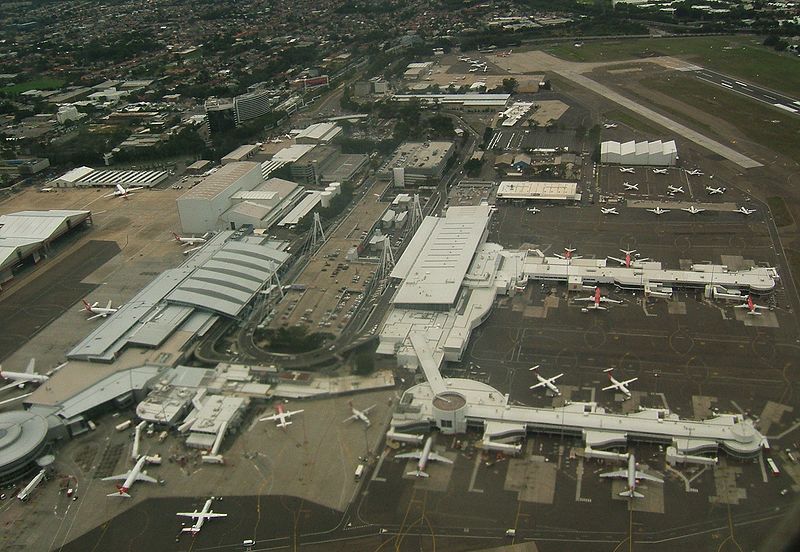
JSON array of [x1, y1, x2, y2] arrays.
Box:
[[637, 73, 800, 161], [2, 78, 64, 95], [544, 36, 800, 96], [767, 197, 794, 227], [604, 108, 668, 135]]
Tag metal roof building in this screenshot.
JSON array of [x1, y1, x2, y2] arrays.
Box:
[[50, 166, 168, 188], [0, 210, 92, 290], [391, 206, 491, 308], [601, 140, 678, 167], [0, 410, 50, 483], [293, 122, 342, 144], [496, 181, 581, 202], [67, 231, 289, 362]]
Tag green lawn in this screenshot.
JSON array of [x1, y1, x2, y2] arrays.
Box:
[[767, 196, 794, 227], [638, 73, 800, 161], [544, 36, 800, 97], [604, 108, 666, 135], [2, 77, 65, 95]]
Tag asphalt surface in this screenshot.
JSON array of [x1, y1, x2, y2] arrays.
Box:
[[0, 239, 120, 361], [693, 68, 800, 116]]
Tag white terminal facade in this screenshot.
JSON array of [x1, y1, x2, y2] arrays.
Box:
[[379, 206, 774, 458]]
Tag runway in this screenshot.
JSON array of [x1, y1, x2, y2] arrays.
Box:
[[692, 68, 800, 115]]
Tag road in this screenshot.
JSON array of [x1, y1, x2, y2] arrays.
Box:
[[692, 68, 800, 116]]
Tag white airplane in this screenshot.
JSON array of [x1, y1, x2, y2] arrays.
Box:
[[576, 286, 621, 310], [396, 435, 453, 478], [735, 295, 769, 315], [0, 359, 48, 390], [667, 185, 684, 194], [526, 207, 540, 214], [343, 401, 376, 427], [686, 169, 704, 176], [529, 365, 563, 396], [601, 207, 619, 215], [619, 167, 635, 174], [81, 299, 119, 320], [608, 249, 648, 268], [647, 207, 670, 215], [260, 403, 304, 429], [554, 247, 581, 260], [706, 186, 726, 195], [681, 205, 705, 214], [103, 455, 157, 498], [623, 182, 639, 191], [269, 138, 283, 143], [602, 368, 637, 399], [177, 497, 227, 535], [104, 183, 144, 199], [172, 232, 208, 246], [734, 206, 756, 215], [603, 123, 618, 129], [600, 453, 663, 499], [652, 168, 668, 174]]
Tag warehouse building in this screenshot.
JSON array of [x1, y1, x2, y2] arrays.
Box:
[[0, 210, 92, 290], [600, 140, 678, 166], [50, 166, 168, 188], [293, 122, 342, 144], [381, 141, 455, 187], [222, 144, 260, 164], [289, 145, 367, 186], [177, 162, 263, 234], [220, 177, 306, 230], [496, 181, 581, 203]]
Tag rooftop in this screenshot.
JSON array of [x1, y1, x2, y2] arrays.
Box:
[[178, 161, 261, 201]]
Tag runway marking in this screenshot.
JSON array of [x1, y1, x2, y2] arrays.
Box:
[[716, 504, 744, 552]]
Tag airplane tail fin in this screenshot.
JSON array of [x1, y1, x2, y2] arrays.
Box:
[[619, 490, 644, 499], [82, 299, 91, 310], [172, 232, 181, 241], [181, 527, 198, 534], [407, 470, 429, 478]]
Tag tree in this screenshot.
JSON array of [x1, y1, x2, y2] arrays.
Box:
[[502, 78, 519, 95], [464, 158, 483, 177], [353, 352, 375, 375]]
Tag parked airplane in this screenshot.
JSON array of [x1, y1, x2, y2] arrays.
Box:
[[0, 359, 47, 389], [343, 402, 376, 427], [576, 286, 621, 310], [554, 247, 581, 260], [529, 365, 563, 396], [622, 182, 639, 191], [600, 207, 619, 215], [647, 207, 670, 215], [608, 249, 647, 268], [667, 185, 684, 194], [104, 183, 144, 199], [603, 123, 618, 129], [81, 299, 119, 320], [260, 403, 304, 429], [602, 368, 637, 398], [652, 168, 668, 174], [396, 435, 453, 478], [682, 205, 705, 214], [735, 295, 769, 315], [103, 455, 157, 498], [734, 206, 756, 215], [619, 167, 635, 174], [177, 497, 227, 535], [172, 232, 208, 246], [706, 186, 726, 195], [686, 169, 704, 176], [600, 453, 663, 498], [526, 207, 540, 214]]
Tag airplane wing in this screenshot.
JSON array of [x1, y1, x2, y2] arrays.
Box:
[[176, 511, 200, 518], [599, 297, 622, 304], [284, 409, 304, 417], [177, 512, 228, 519], [128, 187, 144, 192], [620, 378, 638, 386], [117, 184, 125, 193], [428, 452, 454, 464], [106, 300, 113, 309], [599, 470, 628, 479], [136, 473, 158, 484], [25, 359, 35, 374], [635, 471, 663, 483], [102, 190, 119, 198], [102, 472, 131, 482], [529, 381, 547, 390], [260, 412, 281, 422], [602, 383, 621, 391], [363, 404, 377, 414], [395, 452, 422, 460], [342, 414, 358, 423], [574, 296, 594, 302], [551, 374, 564, 382], [607, 257, 626, 265], [86, 313, 105, 321]]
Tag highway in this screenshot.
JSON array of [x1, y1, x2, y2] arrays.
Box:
[[692, 68, 800, 115]]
